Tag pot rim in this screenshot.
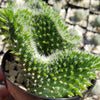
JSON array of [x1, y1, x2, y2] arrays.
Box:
[[1, 50, 96, 100]]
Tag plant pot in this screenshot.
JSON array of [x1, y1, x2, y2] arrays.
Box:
[[1, 50, 96, 100]]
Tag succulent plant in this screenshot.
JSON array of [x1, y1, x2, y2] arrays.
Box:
[[95, 16, 100, 27], [92, 34, 100, 45], [25, 50, 100, 98], [0, 0, 80, 56], [0, 0, 100, 98], [74, 10, 85, 22]]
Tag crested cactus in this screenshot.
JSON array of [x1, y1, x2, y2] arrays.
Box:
[[0, 0, 100, 98], [25, 50, 100, 98], [74, 10, 85, 22], [95, 16, 100, 27]]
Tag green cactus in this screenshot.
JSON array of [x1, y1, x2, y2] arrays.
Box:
[[92, 34, 100, 45], [0, 0, 100, 98], [25, 50, 100, 98], [95, 16, 100, 27], [74, 10, 85, 22]]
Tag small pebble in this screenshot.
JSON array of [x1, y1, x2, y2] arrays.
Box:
[[92, 46, 100, 54], [16, 73, 24, 84], [26, 79, 30, 87], [84, 44, 94, 52], [86, 32, 95, 42], [95, 71, 100, 79], [92, 95, 98, 99], [84, 97, 93, 100], [5, 60, 15, 70], [91, 80, 100, 95], [60, 9, 66, 19], [9, 76, 15, 83], [48, 0, 56, 5], [16, 0, 25, 5], [9, 70, 18, 77], [19, 85, 27, 91], [15, 83, 27, 91]]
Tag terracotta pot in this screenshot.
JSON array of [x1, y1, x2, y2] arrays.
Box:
[[1, 50, 96, 100]]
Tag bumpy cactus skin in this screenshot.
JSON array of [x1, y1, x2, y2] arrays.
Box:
[[27, 50, 100, 98], [74, 10, 85, 22], [0, 0, 100, 98]]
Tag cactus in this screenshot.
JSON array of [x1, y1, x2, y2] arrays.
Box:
[[95, 16, 100, 27], [0, 0, 100, 98], [74, 10, 85, 22], [25, 50, 100, 98], [92, 34, 100, 45]]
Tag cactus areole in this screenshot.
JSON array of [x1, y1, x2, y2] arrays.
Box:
[[0, 0, 100, 99]]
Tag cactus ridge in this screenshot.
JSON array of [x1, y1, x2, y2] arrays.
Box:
[[25, 50, 100, 98], [32, 14, 70, 56], [0, 0, 100, 98]]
